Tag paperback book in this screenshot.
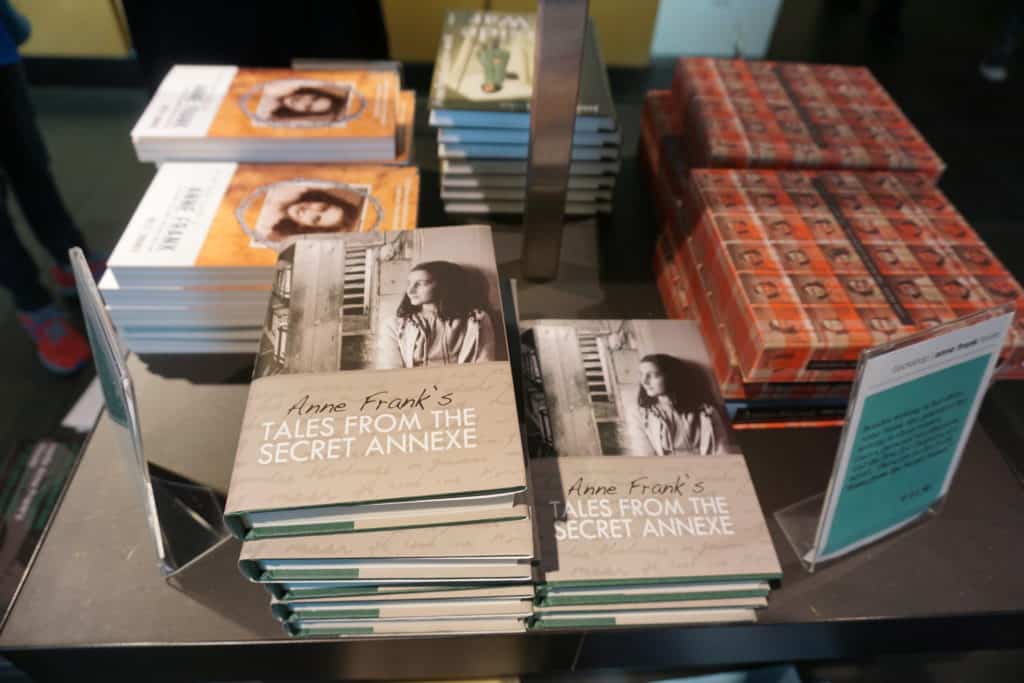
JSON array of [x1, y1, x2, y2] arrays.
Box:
[[107, 163, 419, 287], [133, 66, 399, 162]]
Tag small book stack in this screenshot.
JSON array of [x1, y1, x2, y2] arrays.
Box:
[[429, 10, 620, 216], [132, 66, 416, 164], [103, 163, 419, 353], [645, 58, 964, 428], [662, 169, 1024, 430], [224, 226, 534, 637], [520, 319, 781, 629]]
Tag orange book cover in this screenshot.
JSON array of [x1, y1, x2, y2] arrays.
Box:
[[207, 68, 397, 141], [109, 163, 419, 274]]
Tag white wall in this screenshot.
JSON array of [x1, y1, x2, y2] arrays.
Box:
[[651, 0, 783, 59]]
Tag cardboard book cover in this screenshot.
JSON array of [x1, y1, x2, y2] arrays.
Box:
[[108, 163, 419, 278], [224, 226, 528, 539], [521, 319, 739, 457], [535, 596, 767, 614], [640, 90, 688, 203], [537, 579, 770, 606], [429, 11, 615, 123], [239, 515, 535, 581], [531, 606, 755, 629], [530, 456, 782, 589], [132, 66, 398, 144], [265, 580, 532, 602], [672, 58, 945, 179], [285, 614, 526, 636], [686, 168, 1024, 382], [395, 90, 416, 165], [665, 226, 852, 403], [271, 584, 531, 613], [274, 597, 534, 622]]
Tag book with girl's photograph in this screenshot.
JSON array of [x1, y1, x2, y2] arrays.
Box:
[[255, 225, 508, 378], [521, 319, 738, 457]]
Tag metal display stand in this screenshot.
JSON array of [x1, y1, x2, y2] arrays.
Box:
[[521, 0, 589, 281]]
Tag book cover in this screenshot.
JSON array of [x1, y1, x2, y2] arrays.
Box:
[[271, 584, 531, 609], [239, 515, 534, 581], [531, 607, 755, 629], [395, 89, 416, 165], [224, 226, 528, 539], [665, 225, 852, 402], [108, 163, 419, 279], [685, 169, 1024, 382], [275, 597, 534, 621], [673, 58, 945, 178], [522, 320, 738, 457], [133, 66, 398, 144], [429, 11, 615, 125], [531, 456, 782, 588], [266, 581, 533, 602], [537, 580, 770, 606], [285, 614, 526, 636]]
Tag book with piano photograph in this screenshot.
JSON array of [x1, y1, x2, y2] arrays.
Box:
[[224, 226, 527, 540]]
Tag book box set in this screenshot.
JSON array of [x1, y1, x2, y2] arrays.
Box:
[[646, 58, 1024, 429]]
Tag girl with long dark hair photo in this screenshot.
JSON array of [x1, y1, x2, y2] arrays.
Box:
[[636, 353, 729, 456], [265, 188, 364, 241], [379, 260, 497, 368], [271, 85, 349, 120]]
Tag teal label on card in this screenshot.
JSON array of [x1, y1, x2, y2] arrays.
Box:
[[822, 354, 989, 556]]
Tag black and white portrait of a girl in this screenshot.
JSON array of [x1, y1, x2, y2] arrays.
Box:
[[636, 353, 730, 456], [378, 260, 500, 369]]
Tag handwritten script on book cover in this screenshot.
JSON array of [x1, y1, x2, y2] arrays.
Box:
[[227, 361, 524, 513]]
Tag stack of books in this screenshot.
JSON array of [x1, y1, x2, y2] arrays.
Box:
[[520, 319, 781, 628], [429, 10, 620, 216], [103, 163, 419, 354], [662, 168, 1024, 427], [132, 66, 416, 163], [644, 59, 974, 428], [224, 226, 535, 637]]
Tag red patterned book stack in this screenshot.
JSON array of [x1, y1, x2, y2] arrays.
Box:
[[646, 59, 1019, 429]]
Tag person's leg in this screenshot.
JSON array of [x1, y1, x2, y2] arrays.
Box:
[[0, 173, 90, 374], [0, 174, 51, 311], [0, 62, 90, 268]]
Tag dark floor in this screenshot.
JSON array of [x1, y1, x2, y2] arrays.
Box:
[[0, 1, 1023, 677]]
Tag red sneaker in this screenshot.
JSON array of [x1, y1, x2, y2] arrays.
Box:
[[16, 305, 92, 375], [52, 259, 107, 297]]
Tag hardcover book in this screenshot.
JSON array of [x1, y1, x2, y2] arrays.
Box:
[[274, 596, 533, 622], [132, 66, 399, 162], [266, 580, 535, 602], [285, 614, 526, 636], [672, 58, 945, 178], [224, 226, 528, 539], [107, 163, 419, 286], [530, 456, 782, 589], [239, 514, 534, 582], [684, 168, 1024, 382], [428, 11, 616, 131]]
